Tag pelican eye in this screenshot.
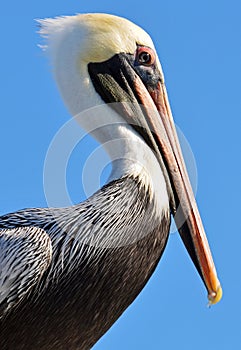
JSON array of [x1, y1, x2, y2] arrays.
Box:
[[136, 47, 156, 66]]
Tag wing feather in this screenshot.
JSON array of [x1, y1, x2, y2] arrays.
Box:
[[0, 226, 52, 317]]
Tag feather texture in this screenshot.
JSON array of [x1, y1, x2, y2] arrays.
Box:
[[0, 175, 170, 349], [0, 227, 52, 317]]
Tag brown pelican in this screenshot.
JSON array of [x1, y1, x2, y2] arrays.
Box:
[[0, 13, 221, 350]]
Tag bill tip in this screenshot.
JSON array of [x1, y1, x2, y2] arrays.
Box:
[[208, 285, 222, 306]]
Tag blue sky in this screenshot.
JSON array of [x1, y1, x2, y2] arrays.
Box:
[[1, 1, 241, 349]]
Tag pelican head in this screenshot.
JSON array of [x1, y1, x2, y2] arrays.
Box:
[[39, 13, 221, 304]]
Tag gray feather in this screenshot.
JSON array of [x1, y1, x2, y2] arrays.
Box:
[[0, 227, 52, 317]]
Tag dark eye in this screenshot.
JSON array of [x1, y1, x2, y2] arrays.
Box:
[[136, 47, 155, 66], [138, 52, 151, 64]]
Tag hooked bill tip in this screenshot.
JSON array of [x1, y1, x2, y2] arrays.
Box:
[[208, 285, 222, 306]]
